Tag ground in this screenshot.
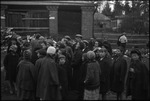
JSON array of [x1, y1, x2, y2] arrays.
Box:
[[1, 80, 131, 100]]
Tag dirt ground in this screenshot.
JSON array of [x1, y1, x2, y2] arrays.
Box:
[[1, 79, 131, 100]]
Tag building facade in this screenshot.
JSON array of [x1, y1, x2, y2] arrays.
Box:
[[1, 1, 95, 40]]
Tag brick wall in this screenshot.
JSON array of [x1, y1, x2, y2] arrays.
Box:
[[81, 6, 94, 39]]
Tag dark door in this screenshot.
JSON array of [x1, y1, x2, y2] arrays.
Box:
[[58, 5, 81, 39]]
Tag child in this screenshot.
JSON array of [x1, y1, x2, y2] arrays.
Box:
[[83, 51, 101, 100], [57, 54, 68, 100], [98, 47, 112, 100], [78, 53, 89, 100], [3, 44, 20, 94], [16, 49, 36, 100]]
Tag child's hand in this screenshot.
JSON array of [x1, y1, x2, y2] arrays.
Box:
[[60, 86, 62, 89], [129, 68, 134, 72]]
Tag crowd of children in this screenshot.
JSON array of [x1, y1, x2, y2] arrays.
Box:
[[2, 32, 149, 100]]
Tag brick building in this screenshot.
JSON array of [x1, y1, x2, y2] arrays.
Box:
[[1, 1, 95, 40]]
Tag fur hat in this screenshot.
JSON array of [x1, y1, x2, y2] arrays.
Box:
[[87, 51, 95, 60], [130, 49, 141, 56], [47, 46, 56, 54]]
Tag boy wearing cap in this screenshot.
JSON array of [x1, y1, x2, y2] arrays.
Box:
[[57, 55, 68, 100], [72, 34, 83, 52], [126, 49, 149, 100]]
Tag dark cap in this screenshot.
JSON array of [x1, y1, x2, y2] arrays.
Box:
[[59, 54, 66, 59], [36, 49, 46, 56], [76, 34, 82, 38], [65, 35, 71, 40]]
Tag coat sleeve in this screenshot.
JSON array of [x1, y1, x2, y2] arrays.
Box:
[[120, 59, 127, 82], [85, 64, 94, 83], [35, 59, 41, 82], [141, 63, 149, 91], [3, 54, 8, 71], [16, 63, 22, 89], [49, 62, 59, 85], [71, 51, 82, 69], [29, 64, 36, 85]]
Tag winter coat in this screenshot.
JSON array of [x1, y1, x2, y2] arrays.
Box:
[[84, 60, 101, 90], [98, 56, 112, 94], [126, 60, 149, 100], [65, 46, 74, 61], [71, 49, 83, 90], [110, 55, 127, 93], [3, 52, 20, 82], [57, 64, 68, 100], [36, 55, 61, 100], [16, 60, 36, 91], [30, 39, 41, 64], [35, 56, 45, 83], [78, 60, 89, 100]]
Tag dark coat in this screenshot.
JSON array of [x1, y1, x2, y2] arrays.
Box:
[[16, 60, 36, 91], [71, 49, 83, 90], [35, 57, 45, 83], [66, 46, 74, 61], [78, 60, 89, 100], [55, 53, 72, 90], [98, 56, 112, 94], [126, 60, 149, 100], [30, 39, 42, 64], [3, 52, 20, 82], [110, 55, 127, 93], [57, 64, 68, 100], [36, 55, 61, 100]]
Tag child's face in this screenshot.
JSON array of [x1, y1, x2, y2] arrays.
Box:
[[41, 43, 47, 49], [59, 58, 66, 65], [99, 51, 106, 58], [75, 42, 80, 49], [131, 53, 139, 60], [95, 42, 99, 47], [37, 52, 41, 58], [57, 50, 62, 55]]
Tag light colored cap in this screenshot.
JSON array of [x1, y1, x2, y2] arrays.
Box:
[[47, 46, 56, 54]]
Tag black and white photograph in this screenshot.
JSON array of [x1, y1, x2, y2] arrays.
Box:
[[1, 0, 149, 100]]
